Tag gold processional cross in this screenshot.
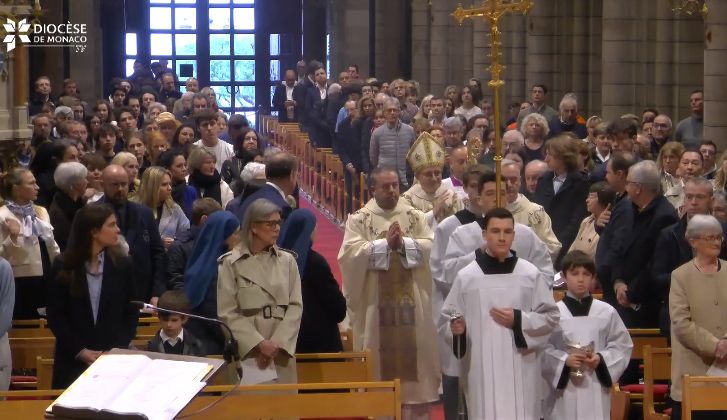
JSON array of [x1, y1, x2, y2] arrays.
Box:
[[452, 0, 533, 207]]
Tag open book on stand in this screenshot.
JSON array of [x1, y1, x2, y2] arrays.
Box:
[[45, 349, 225, 420]]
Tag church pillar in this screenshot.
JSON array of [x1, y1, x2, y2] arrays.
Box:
[[704, 0, 727, 149]]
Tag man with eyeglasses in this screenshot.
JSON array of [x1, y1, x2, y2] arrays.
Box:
[[652, 177, 727, 339], [612, 160, 678, 331], [650, 114, 673, 156], [675, 89, 704, 149]]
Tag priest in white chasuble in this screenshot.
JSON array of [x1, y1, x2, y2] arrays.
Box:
[[338, 166, 440, 419], [443, 208, 559, 420], [430, 164, 490, 420], [442, 171, 554, 289], [402, 132, 464, 229], [541, 251, 632, 420]]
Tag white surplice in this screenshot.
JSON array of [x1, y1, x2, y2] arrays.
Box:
[[441, 221, 555, 290], [441, 256, 559, 420], [541, 299, 633, 420], [430, 211, 478, 376]]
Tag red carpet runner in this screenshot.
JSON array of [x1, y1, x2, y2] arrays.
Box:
[[299, 196, 344, 285]]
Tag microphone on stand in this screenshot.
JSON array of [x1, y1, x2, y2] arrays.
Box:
[[130, 301, 242, 378]]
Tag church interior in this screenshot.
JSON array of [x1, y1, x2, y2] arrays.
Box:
[[1, 0, 727, 419]]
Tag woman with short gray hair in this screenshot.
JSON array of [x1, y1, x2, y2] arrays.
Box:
[[49, 162, 88, 251], [669, 214, 727, 419], [217, 198, 302, 384]]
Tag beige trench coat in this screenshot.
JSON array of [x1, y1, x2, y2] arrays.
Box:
[[217, 244, 303, 383]]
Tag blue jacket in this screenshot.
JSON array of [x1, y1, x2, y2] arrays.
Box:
[[228, 184, 292, 223], [99, 197, 167, 300]]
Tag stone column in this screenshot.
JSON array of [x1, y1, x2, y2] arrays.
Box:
[[704, 0, 727, 149]]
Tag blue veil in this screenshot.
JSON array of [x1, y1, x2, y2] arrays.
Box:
[[184, 211, 240, 308], [277, 209, 317, 274]]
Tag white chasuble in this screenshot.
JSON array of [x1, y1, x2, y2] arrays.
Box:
[[542, 299, 633, 420], [338, 199, 440, 404], [441, 255, 559, 420]]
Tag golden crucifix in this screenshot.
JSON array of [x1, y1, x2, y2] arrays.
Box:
[[453, 0, 533, 207]]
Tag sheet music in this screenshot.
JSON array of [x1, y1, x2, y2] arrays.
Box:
[[240, 358, 278, 384]]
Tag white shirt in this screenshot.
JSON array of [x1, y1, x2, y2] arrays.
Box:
[[194, 138, 234, 172]]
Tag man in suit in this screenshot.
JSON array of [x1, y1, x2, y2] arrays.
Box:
[[228, 152, 297, 223], [99, 165, 167, 304], [293, 60, 322, 130], [273, 69, 298, 123], [611, 160, 678, 329], [306, 66, 333, 148]]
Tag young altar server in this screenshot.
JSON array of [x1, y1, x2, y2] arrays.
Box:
[[444, 207, 559, 420], [541, 251, 633, 420]]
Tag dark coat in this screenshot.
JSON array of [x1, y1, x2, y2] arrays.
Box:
[[533, 170, 590, 266], [98, 198, 167, 300], [272, 83, 296, 123], [47, 254, 139, 389], [335, 117, 363, 171], [611, 195, 679, 328], [48, 191, 84, 252], [296, 250, 347, 353], [305, 84, 332, 147], [650, 217, 727, 336], [228, 184, 292, 224], [595, 193, 632, 304], [146, 328, 207, 357]]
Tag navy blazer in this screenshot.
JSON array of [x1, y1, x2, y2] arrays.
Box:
[[230, 184, 292, 224], [98, 197, 167, 300], [47, 253, 139, 388], [533, 170, 590, 266]]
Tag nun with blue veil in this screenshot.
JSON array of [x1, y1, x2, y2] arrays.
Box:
[[278, 209, 347, 353], [183, 210, 240, 355]]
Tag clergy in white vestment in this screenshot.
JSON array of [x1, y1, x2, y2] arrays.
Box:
[[444, 208, 560, 420], [541, 251, 632, 420], [401, 132, 464, 229], [440, 144, 469, 202], [441, 171, 554, 289], [338, 166, 440, 420], [430, 164, 490, 420], [501, 160, 562, 260]]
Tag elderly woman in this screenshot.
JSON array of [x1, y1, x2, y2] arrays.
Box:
[[0, 168, 60, 319], [669, 214, 727, 420], [657, 141, 685, 195], [521, 112, 550, 163], [133, 166, 190, 249], [111, 152, 141, 198], [534, 135, 590, 266], [49, 162, 88, 252], [218, 199, 302, 382], [187, 147, 234, 208]]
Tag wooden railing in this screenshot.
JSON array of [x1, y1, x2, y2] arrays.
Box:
[[259, 115, 370, 223]]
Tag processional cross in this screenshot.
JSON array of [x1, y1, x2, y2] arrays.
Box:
[[452, 0, 533, 207]]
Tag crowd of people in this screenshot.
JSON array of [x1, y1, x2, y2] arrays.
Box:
[[0, 57, 723, 420]]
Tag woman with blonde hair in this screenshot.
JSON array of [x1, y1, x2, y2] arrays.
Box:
[[712, 149, 727, 193], [111, 152, 141, 198], [521, 112, 550, 163], [657, 142, 685, 194], [217, 198, 302, 382], [187, 146, 234, 208], [133, 166, 189, 249]]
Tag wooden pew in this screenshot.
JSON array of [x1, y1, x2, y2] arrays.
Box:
[[0, 381, 402, 420], [642, 346, 671, 420], [681, 375, 727, 420]]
